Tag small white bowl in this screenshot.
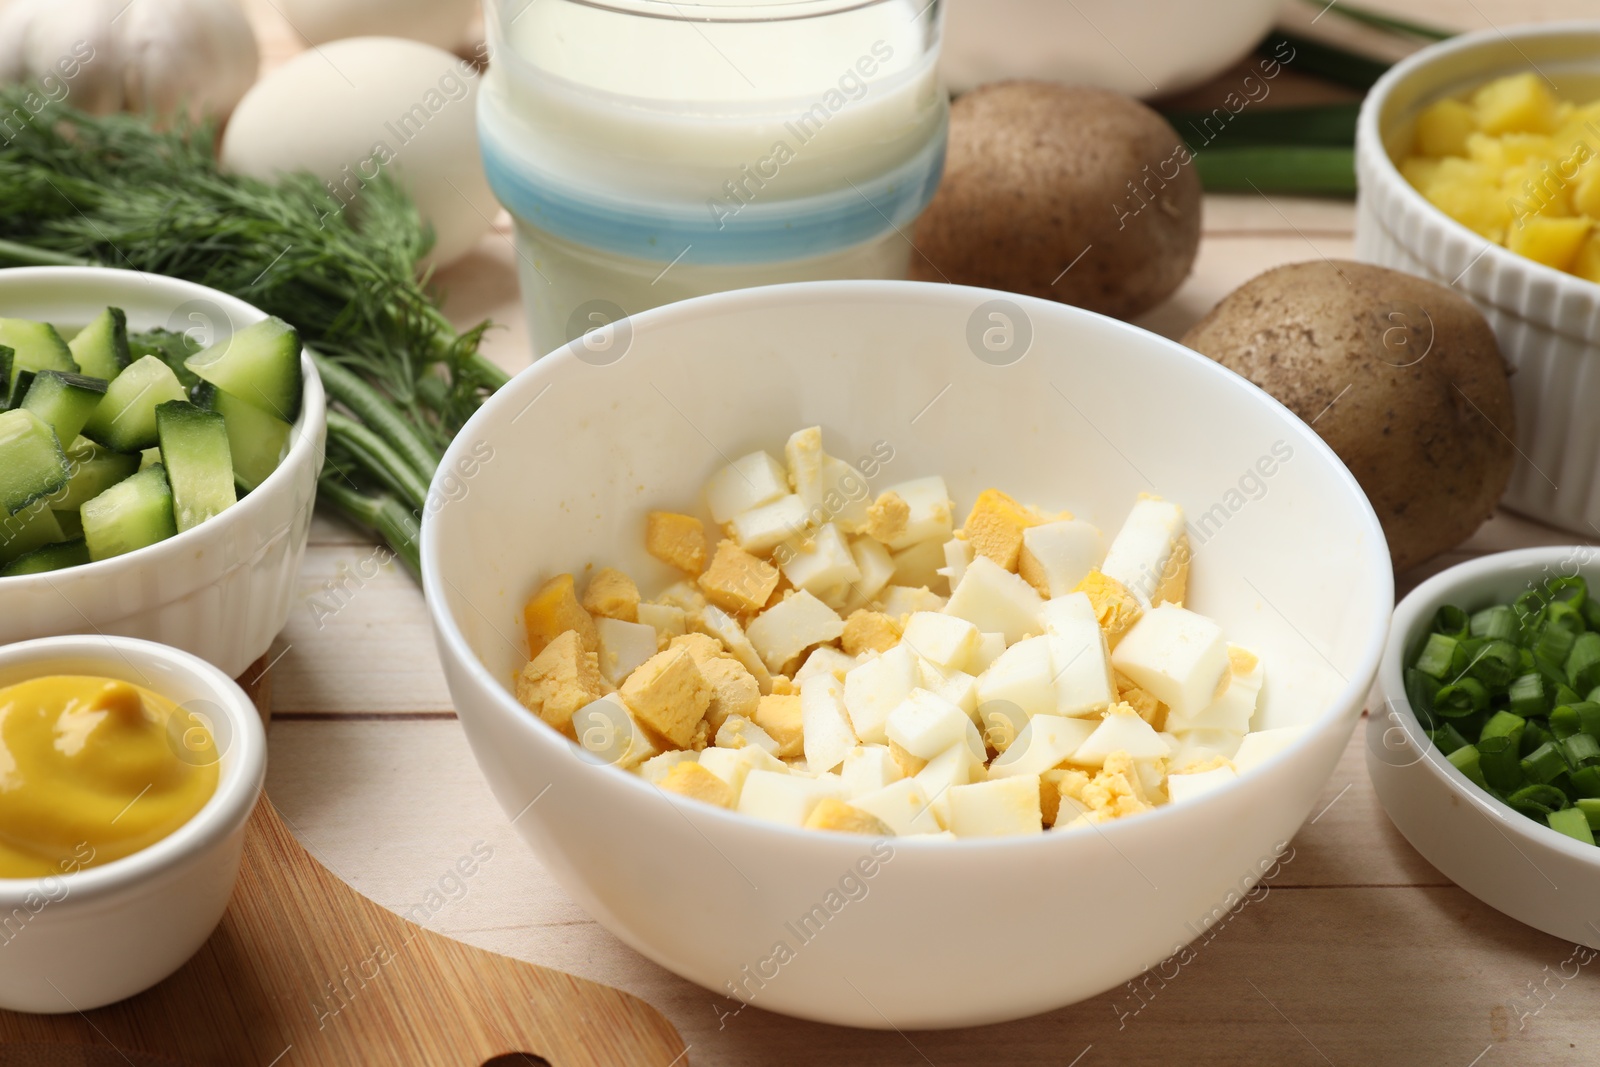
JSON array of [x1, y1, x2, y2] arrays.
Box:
[[1369, 546, 1600, 949], [0, 635, 267, 1013], [423, 280, 1394, 1028], [0, 267, 326, 678], [940, 0, 1284, 98], [1355, 23, 1600, 537]]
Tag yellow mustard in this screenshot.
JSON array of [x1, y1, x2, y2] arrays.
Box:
[[0, 675, 219, 878]]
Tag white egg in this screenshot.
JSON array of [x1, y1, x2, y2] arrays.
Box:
[[276, 0, 477, 51], [220, 37, 496, 266]]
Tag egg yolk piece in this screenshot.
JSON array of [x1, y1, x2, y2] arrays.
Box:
[[0, 676, 219, 878]]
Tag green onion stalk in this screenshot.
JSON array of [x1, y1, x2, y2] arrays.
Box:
[[0, 88, 511, 578]]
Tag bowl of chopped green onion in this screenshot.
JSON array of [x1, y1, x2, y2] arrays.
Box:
[[1370, 545, 1600, 947]]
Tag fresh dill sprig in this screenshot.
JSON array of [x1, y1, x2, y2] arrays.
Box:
[[0, 87, 509, 576]]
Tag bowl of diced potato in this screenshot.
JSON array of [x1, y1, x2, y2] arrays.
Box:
[[0, 267, 325, 677], [423, 280, 1394, 1028], [1355, 21, 1600, 537]]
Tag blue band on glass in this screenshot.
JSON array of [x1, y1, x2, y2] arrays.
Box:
[[478, 112, 946, 265]]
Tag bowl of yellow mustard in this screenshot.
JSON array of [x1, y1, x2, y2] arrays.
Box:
[[0, 635, 266, 1013], [1354, 21, 1600, 538]]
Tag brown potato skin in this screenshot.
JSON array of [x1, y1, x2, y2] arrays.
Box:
[[1181, 260, 1515, 572], [910, 81, 1201, 319]]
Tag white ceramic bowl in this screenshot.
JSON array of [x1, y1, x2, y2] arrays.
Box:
[[1355, 23, 1600, 538], [0, 635, 267, 1013], [422, 280, 1394, 1028], [1368, 546, 1600, 949], [940, 0, 1284, 97], [0, 267, 326, 677]]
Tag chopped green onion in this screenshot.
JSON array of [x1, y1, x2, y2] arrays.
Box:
[[1448, 745, 1490, 791], [1545, 575, 1587, 611], [1535, 626, 1576, 670], [1522, 719, 1554, 757], [1545, 600, 1586, 637], [1567, 632, 1600, 693], [1430, 723, 1470, 756], [1576, 797, 1600, 830], [1467, 640, 1521, 688], [1562, 733, 1600, 768], [1509, 783, 1569, 818], [1551, 704, 1580, 739], [1509, 672, 1550, 718], [1434, 605, 1469, 638], [1584, 598, 1600, 631], [1547, 807, 1595, 845], [1471, 605, 1518, 642], [1570, 767, 1600, 799], [1555, 683, 1582, 707], [1521, 742, 1570, 785], [1478, 734, 1525, 792], [1481, 710, 1527, 743], [1415, 633, 1463, 681], [1434, 678, 1491, 717], [1405, 667, 1441, 727]]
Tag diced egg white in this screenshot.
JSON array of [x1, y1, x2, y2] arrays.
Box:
[[638, 750, 698, 785], [890, 539, 946, 590], [965, 631, 1007, 674], [1169, 728, 1245, 769], [693, 604, 773, 692], [1021, 519, 1104, 597], [781, 523, 862, 596], [746, 589, 844, 673], [1046, 618, 1116, 718], [1166, 764, 1238, 804], [843, 644, 919, 743], [879, 475, 954, 550], [877, 585, 947, 617], [1111, 603, 1229, 718], [737, 768, 846, 826], [848, 536, 895, 605], [800, 672, 859, 773], [1102, 497, 1186, 607], [939, 537, 974, 589], [947, 776, 1044, 837], [705, 450, 789, 524], [1164, 645, 1263, 734], [901, 611, 981, 668], [841, 744, 903, 798], [987, 714, 1097, 778], [716, 714, 781, 756], [944, 556, 1044, 643], [886, 688, 973, 760], [794, 645, 857, 685], [1232, 726, 1303, 775], [975, 635, 1056, 719], [851, 778, 943, 835], [1071, 708, 1173, 765], [1039, 591, 1098, 632], [636, 602, 686, 644], [594, 617, 659, 687], [730, 494, 809, 554], [915, 741, 986, 828], [918, 661, 981, 721]]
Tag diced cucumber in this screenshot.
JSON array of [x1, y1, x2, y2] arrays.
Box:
[[0, 501, 65, 564], [185, 317, 302, 422], [139, 446, 161, 470], [129, 327, 201, 390], [50, 437, 140, 511], [190, 379, 216, 408], [1, 537, 88, 576], [0, 318, 75, 390], [21, 371, 108, 446], [0, 347, 11, 407], [53, 509, 82, 539], [0, 408, 70, 514], [156, 400, 236, 532], [212, 386, 292, 491], [7, 370, 33, 410], [67, 307, 130, 380], [82, 464, 177, 561], [79, 355, 187, 452]]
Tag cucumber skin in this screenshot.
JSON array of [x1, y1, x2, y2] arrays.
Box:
[[79, 355, 187, 452], [212, 387, 291, 491], [0, 318, 75, 388], [50, 439, 140, 511], [155, 400, 236, 533], [0, 408, 70, 516], [1, 537, 88, 576], [68, 307, 131, 380], [21, 371, 109, 447], [81, 464, 178, 561], [0, 501, 65, 564], [185, 317, 303, 423]]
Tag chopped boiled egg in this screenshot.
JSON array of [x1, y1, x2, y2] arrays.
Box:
[[799, 672, 859, 773], [842, 644, 920, 744], [947, 776, 1044, 837], [890, 538, 947, 591], [779, 523, 861, 596], [847, 536, 896, 606], [692, 604, 773, 693], [716, 714, 781, 756], [878, 585, 947, 617], [886, 688, 974, 760], [1110, 603, 1229, 719], [737, 768, 847, 826], [915, 741, 986, 828], [851, 778, 943, 835], [987, 714, 1098, 778], [593, 617, 660, 687], [1071, 704, 1174, 765], [794, 645, 858, 685], [877, 476, 954, 550], [730, 495, 809, 554], [1232, 726, 1303, 774], [1166, 645, 1263, 734], [1101, 496, 1188, 607], [1166, 764, 1238, 804], [1018, 519, 1104, 598], [705, 450, 790, 524], [901, 611, 981, 668], [1046, 616, 1117, 718], [940, 537, 974, 589], [636, 602, 686, 646], [746, 589, 845, 673], [944, 556, 1045, 643], [975, 635, 1056, 719], [841, 744, 903, 797]]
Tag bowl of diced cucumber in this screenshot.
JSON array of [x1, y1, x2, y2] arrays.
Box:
[[1370, 546, 1600, 950], [0, 267, 325, 677]]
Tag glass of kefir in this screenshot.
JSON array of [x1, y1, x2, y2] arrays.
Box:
[[479, 0, 948, 356]]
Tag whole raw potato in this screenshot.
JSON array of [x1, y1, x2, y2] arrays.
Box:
[[1182, 261, 1515, 571], [910, 81, 1201, 319]]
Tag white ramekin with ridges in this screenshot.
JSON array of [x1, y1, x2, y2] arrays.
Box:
[[1355, 22, 1600, 537]]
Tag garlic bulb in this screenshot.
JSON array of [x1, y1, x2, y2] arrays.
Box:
[[0, 0, 259, 121]]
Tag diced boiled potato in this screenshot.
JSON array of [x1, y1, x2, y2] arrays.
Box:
[[705, 450, 789, 524], [730, 494, 809, 554], [1019, 519, 1104, 598], [877, 475, 954, 550], [800, 671, 859, 772], [1473, 71, 1559, 135], [947, 776, 1043, 837], [944, 556, 1044, 643], [1414, 97, 1477, 157], [1111, 603, 1229, 718], [843, 643, 919, 743], [746, 589, 844, 672], [1071, 706, 1174, 765], [987, 714, 1097, 778], [1507, 215, 1591, 272]]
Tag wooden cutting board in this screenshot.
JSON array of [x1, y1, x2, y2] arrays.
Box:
[[0, 658, 689, 1067]]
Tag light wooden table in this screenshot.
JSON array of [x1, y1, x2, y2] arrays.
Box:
[[247, 2, 1600, 1063]]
